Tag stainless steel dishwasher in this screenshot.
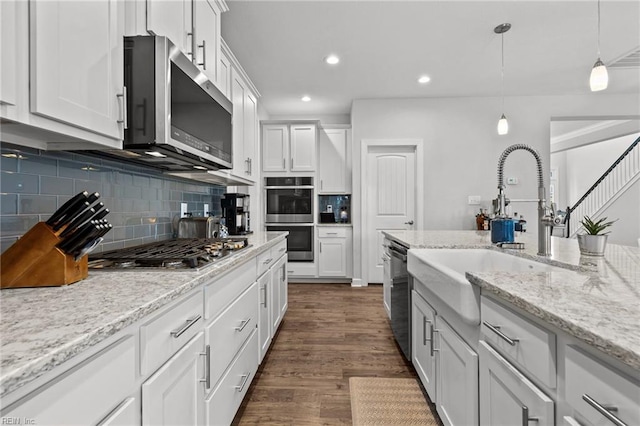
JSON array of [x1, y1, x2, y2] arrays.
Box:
[[388, 240, 412, 360]]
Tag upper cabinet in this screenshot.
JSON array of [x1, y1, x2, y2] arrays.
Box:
[[261, 122, 318, 174], [0, 0, 125, 150], [318, 127, 351, 194], [146, 0, 192, 59]]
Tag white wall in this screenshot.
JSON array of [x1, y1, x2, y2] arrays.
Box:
[[351, 93, 640, 283], [551, 132, 640, 247]]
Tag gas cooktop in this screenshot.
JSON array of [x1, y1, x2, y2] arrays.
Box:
[[88, 237, 249, 270]]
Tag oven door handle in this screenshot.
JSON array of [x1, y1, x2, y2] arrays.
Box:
[[264, 186, 315, 190], [264, 223, 314, 227]]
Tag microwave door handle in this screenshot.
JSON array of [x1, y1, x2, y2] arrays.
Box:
[[135, 98, 147, 136]]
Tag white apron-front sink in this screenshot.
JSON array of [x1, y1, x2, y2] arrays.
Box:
[[407, 248, 565, 325]]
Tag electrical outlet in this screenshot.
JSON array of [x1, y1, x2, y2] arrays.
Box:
[[204, 204, 209, 216], [180, 203, 188, 217], [507, 177, 519, 185], [468, 195, 481, 205]]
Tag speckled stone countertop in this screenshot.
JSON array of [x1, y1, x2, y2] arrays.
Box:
[[384, 230, 640, 370], [0, 231, 287, 398]]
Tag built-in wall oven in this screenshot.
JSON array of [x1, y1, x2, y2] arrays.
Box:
[[265, 177, 314, 261]]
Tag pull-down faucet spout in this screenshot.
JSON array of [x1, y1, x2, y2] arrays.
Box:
[[496, 144, 555, 256]]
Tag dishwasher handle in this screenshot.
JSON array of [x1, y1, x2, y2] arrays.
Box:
[[389, 246, 407, 262]]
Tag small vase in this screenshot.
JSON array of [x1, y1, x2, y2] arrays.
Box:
[[577, 234, 608, 256]]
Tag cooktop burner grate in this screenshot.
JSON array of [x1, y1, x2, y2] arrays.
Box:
[[89, 237, 249, 270]]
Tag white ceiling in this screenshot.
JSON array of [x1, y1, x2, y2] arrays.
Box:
[[221, 0, 640, 117]]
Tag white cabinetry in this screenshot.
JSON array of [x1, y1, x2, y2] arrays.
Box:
[[318, 127, 351, 194], [146, 0, 193, 59], [193, 0, 222, 83], [258, 270, 272, 362], [412, 291, 436, 400], [318, 227, 353, 278], [262, 122, 318, 174], [1, 0, 125, 150], [3, 336, 137, 425], [142, 332, 205, 426], [436, 316, 479, 426], [564, 345, 639, 426], [272, 254, 288, 331], [479, 341, 554, 426], [231, 67, 258, 181]]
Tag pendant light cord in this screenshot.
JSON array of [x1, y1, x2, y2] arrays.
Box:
[[501, 32, 505, 111], [597, 0, 601, 57]]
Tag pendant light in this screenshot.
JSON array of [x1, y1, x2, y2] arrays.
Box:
[[495, 23, 511, 136], [590, 0, 608, 91]]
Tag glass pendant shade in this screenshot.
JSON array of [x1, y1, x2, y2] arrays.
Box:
[[590, 58, 608, 91], [497, 114, 509, 135]]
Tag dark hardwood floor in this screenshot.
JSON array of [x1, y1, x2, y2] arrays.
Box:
[[233, 283, 419, 425]]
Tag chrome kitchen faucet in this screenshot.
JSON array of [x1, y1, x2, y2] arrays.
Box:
[[495, 144, 561, 256]]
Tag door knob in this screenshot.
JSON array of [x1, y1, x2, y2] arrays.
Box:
[[405, 220, 414, 225]]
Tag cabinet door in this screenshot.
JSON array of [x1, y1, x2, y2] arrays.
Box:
[[270, 261, 282, 333], [258, 271, 271, 363], [274, 254, 288, 327], [479, 341, 554, 426], [435, 316, 479, 426], [142, 332, 205, 426], [318, 239, 347, 277], [244, 91, 258, 180], [290, 124, 316, 172], [383, 251, 391, 319], [231, 69, 246, 174], [29, 0, 124, 140], [218, 48, 232, 99], [97, 397, 138, 426], [1, 0, 17, 109], [412, 291, 436, 401], [146, 0, 192, 58], [318, 128, 348, 193], [193, 0, 219, 82], [263, 124, 288, 172]]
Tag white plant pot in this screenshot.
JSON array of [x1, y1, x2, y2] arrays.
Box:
[[577, 234, 608, 256]]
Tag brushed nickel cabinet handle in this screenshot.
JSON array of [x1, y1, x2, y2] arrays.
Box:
[[186, 32, 193, 60], [170, 314, 201, 338], [116, 86, 127, 129], [290, 158, 293, 169], [263, 258, 273, 265], [282, 158, 285, 169], [261, 284, 267, 307], [197, 40, 206, 68], [431, 328, 440, 356], [521, 406, 539, 426], [199, 344, 211, 388], [235, 318, 251, 333], [423, 317, 432, 346], [483, 321, 519, 346], [582, 394, 627, 426], [235, 373, 251, 392]]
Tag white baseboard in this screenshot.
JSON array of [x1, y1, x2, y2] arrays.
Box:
[[351, 278, 367, 287]]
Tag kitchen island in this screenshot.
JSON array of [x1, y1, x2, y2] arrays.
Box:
[[0, 231, 288, 424], [384, 230, 639, 426]]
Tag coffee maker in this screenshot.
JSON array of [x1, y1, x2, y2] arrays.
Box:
[[221, 193, 251, 235]]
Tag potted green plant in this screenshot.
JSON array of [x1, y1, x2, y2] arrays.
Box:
[[577, 215, 616, 256]]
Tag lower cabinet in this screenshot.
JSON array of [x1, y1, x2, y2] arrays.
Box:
[[479, 341, 554, 426], [435, 316, 479, 426], [142, 332, 206, 426], [383, 242, 391, 319], [206, 330, 259, 426], [258, 248, 288, 363], [2, 336, 137, 425], [411, 290, 436, 400], [272, 254, 288, 331], [317, 227, 352, 278], [258, 270, 272, 363]]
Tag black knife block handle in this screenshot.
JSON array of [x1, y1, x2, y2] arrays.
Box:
[[0, 222, 88, 288]]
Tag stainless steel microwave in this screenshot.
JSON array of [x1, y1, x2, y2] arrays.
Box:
[[108, 36, 233, 171]]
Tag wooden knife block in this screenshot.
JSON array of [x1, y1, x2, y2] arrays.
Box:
[[1, 222, 88, 289]]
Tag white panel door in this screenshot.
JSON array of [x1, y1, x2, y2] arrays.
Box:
[[318, 239, 347, 277], [270, 262, 281, 333], [29, 0, 124, 139], [193, 0, 218, 82], [146, 0, 191, 57], [263, 124, 288, 172], [257, 271, 271, 363], [231, 69, 246, 174], [0, 0, 17, 108], [244, 91, 258, 180], [412, 291, 437, 402], [142, 333, 205, 426], [275, 254, 288, 324], [318, 128, 348, 193], [435, 316, 479, 426], [365, 145, 416, 283], [290, 124, 316, 172]]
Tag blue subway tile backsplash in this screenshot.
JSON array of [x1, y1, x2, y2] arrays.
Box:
[[0, 143, 226, 254]]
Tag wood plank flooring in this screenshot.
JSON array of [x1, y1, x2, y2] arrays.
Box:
[[232, 283, 423, 425]]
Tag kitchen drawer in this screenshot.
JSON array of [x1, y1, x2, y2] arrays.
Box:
[[140, 290, 203, 375], [318, 227, 347, 238], [206, 329, 258, 426], [273, 239, 287, 259], [481, 296, 556, 389], [206, 281, 258, 389], [2, 336, 135, 425], [565, 345, 639, 426], [204, 260, 256, 320], [257, 247, 276, 277]]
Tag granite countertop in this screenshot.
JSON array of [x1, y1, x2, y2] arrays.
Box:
[[0, 231, 287, 398], [384, 230, 640, 370]]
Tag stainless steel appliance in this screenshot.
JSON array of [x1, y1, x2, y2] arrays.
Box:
[[221, 193, 251, 235], [265, 224, 314, 261], [102, 36, 233, 171], [388, 240, 412, 360], [88, 237, 249, 270], [265, 177, 314, 223], [177, 215, 220, 239]]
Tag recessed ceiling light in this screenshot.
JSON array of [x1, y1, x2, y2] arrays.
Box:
[[418, 75, 431, 84], [324, 55, 340, 65], [301, 95, 311, 102]]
